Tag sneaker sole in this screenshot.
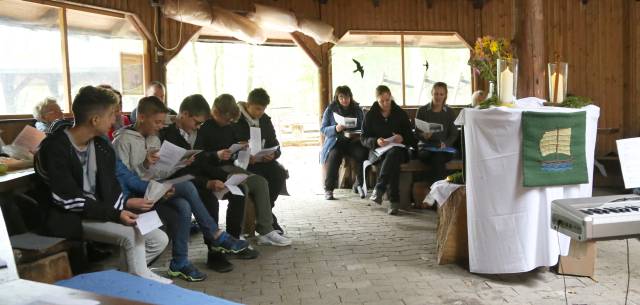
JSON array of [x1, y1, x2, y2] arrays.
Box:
[[167, 270, 207, 282], [209, 245, 248, 254], [257, 240, 291, 247]]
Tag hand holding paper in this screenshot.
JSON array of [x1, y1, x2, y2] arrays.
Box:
[[415, 118, 443, 133], [333, 112, 357, 129], [214, 174, 249, 199], [136, 210, 163, 235], [144, 180, 173, 204]]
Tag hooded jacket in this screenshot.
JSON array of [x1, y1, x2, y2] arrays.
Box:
[[35, 129, 125, 239], [112, 126, 166, 179]]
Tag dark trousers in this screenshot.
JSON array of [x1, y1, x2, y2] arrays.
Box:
[[374, 146, 407, 201], [324, 138, 369, 191], [200, 188, 246, 239], [417, 149, 452, 184]]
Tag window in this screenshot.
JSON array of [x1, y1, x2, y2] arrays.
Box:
[[0, 1, 66, 115], [167, 41, 319, 145], [0, 0, 146, 116], [332, 32, 472, 106]]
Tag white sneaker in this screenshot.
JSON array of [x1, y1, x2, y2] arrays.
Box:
[[140, 270, 173, 284], [257, 230, 292, 246]]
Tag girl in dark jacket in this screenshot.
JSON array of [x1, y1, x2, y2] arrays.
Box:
[[320, 86, 368, 200], [361, 85, 416, 215], [415, 82, 458, 183]]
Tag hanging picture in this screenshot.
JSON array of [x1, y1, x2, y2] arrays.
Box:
[[120, 53, 144, 95], [522, 111, 588, 187]]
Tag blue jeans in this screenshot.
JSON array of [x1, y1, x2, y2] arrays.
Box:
[[165, 181, 220, 269]]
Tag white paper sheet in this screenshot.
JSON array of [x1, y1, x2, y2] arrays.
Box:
[[234, 150, 250, 169], [414, 118, 443, 133], [252, 146, 279, 161], [12, 125, 45, 153], [144, 180, 172, 204], [28, 297, 101, 305], [148, 141, 188, 178], [214, 174, 248, 199], [333, 112, 357, 128], [228, 143, 247, 154], [374, 143, 404, 156], [249, 127, 262, 154], [136, 210, 163, 235], [616, 137, 640, 189], [162, 174, 195, 185]]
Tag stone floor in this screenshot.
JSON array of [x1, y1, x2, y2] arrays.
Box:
[[148, 186, 640, 305]]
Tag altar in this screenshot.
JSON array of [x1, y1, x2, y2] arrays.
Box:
[[455, 105, 600, 274]]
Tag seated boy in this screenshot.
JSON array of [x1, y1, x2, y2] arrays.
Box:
[[195, 94, 291, 246], [112, 96, 250, 281], [35, 86, 170, 283], [236, 88, 287, 233]]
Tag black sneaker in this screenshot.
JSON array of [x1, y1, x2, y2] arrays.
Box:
[[206, 251, 234, 273], [370, 189, 384, 205], [324, 190, 335, 200], [227, 247, 260, 260], [168, 262, 207, 282], [272, 220, 285, 235]]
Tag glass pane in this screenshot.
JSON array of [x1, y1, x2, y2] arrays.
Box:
[[66, 9, 144, 112], [331, 46, 402, 106], [404, 35, 472, 106], [0, 0, 66, 115], [167, 41, 320, 145]]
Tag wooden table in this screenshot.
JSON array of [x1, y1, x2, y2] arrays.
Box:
[[0, 279, 153, 305], [0, 169, 35, 193]]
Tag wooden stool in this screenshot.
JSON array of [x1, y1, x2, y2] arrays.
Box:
[[436, 187, 468, 266], [17, 251, 72, 283]]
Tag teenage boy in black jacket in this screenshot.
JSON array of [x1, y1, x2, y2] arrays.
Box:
[[235, 88, 287, 232], [36, 85, 171, 284]]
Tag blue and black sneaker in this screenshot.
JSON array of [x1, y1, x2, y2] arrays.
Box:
[[209, 231, 249, 254], [167, 262, 207, 282]]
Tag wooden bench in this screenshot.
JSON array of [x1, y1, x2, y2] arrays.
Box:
[[436, 187, 468, 266]]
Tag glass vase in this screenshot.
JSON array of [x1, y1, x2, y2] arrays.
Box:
[[548, 62, 568, 104]]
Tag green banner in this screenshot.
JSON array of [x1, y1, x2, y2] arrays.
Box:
[[522, 111, 588, 187]]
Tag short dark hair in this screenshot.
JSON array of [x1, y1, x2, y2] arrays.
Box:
[[375, 85, 391, 97], [180, 94, 210, 117], [213, 94, 240, 121], [72, 85, 118, 125], [247, 88, 270, 107], [97, 84, 122, 104], [333, 85, 354, 104], [137, 96, 169, 116]]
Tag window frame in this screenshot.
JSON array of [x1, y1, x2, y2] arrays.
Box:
[[0, 0, 147, 119], [333, 30, 473, 107]]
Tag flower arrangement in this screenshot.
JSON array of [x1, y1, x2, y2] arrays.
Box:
[[469, 36, 514, 83]]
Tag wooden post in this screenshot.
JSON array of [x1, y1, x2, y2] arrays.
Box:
[[58, 8, 72, 110], [513, 0, 546, 99]]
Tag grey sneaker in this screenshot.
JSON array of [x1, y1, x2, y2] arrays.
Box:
[[370, 189, 384, 205], [324, 190, 335, 200], [387, 208, 399, 215]]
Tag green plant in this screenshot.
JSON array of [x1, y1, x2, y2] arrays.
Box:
[[478, 95, 500, 109], [559, 95, 592, 108], [446, 171, 465, 184]]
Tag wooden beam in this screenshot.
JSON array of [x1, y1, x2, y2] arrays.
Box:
[[400, 34, 406, 105], [513, 0, 546, 99], [58, 8, 72, 110], [290, 32, 323, 68]]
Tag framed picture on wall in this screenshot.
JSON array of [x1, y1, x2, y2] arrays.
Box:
[[120, 53, 144, 95]]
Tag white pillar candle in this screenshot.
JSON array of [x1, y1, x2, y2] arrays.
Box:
[[499, 68, 514, 103], [550, 72, 565, 103]]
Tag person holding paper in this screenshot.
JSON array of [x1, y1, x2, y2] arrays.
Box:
[[114, 96, 253, 280], [320, 85, 368, 200], [415, 82, 459, 183], [362, 85, 416, 215], [196, 94, 292, 246], [33, 97, 64, 132], [35, 86, 171, 284], [235, 88, 288, 230]]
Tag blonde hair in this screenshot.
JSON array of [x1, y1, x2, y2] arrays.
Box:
[[33, 97, 58, 121]]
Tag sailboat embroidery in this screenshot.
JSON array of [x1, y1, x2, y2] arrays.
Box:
[[539, 128, 573, 172]]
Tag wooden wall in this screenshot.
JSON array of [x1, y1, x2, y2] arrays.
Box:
[[14, 0, 640, 156]]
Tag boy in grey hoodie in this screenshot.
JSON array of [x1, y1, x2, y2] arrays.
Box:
[[113, 96, 250, 282]]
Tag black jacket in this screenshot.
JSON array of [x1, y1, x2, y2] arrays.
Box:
[[35, 130, 124, 239], [415, 103, 458, 147], [236, 112, 282, 159], [194, 119, 242, 166], [361, 101, 416, 150], [159, 123, 228, 183]]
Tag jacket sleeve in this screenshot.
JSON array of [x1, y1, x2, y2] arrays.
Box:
[[360, 111, 378, 150], [400, 112, 417, 147], [38, 142, 121, 223], [115, 157, 148, 197], [112, 136, 147, 177], [443, 109, 459, 147], [194, 125, 221, 164], [263, 118, 282, 159], [235, 120, 250, 142], [356, 107, 365, 130], [320, 107, 337, 138]]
